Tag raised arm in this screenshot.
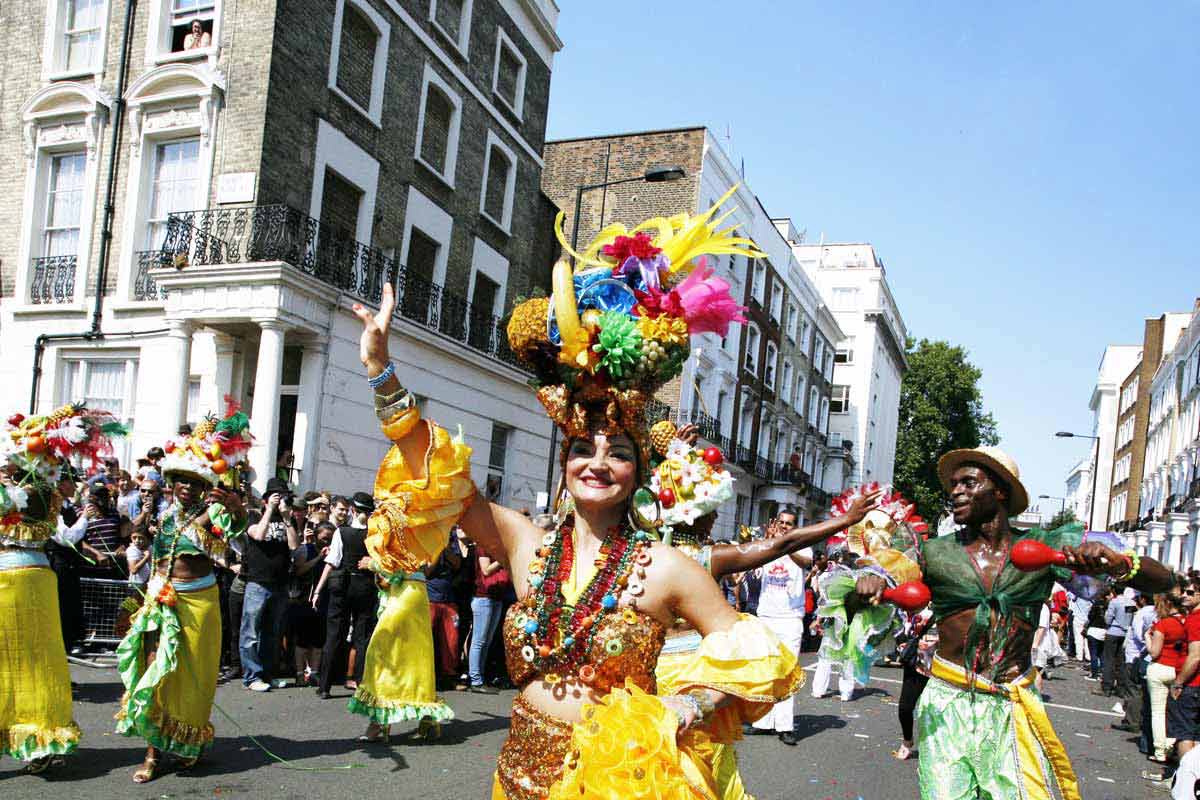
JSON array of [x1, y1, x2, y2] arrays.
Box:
[[708, 488, 883, 577]]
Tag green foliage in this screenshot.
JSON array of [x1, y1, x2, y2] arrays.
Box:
[[1046, 507, 1078, 531], [893, 337, 999, 523]]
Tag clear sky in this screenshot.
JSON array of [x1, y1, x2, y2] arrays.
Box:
[[544, 2, 1200, 516]]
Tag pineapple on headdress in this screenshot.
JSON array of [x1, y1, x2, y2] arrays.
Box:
[[159, 396, 254, 488]]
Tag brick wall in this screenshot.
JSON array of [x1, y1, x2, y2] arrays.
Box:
[[1125, 316, 1167, 523]]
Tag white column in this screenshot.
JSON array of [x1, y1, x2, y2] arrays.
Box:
[[163, 319, 194, 433], [248, 319, 286, 493], [291, 336, 329, 493], [211, 332, 239, 412]]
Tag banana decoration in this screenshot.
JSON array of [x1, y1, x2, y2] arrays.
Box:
[[550, 259, 591, 371]]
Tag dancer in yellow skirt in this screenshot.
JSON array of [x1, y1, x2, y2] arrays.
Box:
[[1, 403, 126, 774], [115, 409, 250, 783]]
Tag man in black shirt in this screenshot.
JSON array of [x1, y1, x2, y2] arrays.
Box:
[[240, 477, 298, 692], [313, 492, 378, 699]]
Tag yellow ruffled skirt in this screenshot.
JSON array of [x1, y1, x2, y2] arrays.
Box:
[[0, 566, 80, 761], [348, 579, 453, 724], [115, 583, 221, 757]]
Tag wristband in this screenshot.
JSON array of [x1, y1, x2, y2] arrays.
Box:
[[674, 693, 703, 729], [367, 361, 396, 389], [686, 688, 716, 721]]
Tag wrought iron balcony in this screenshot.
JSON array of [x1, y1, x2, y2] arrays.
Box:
[[29, 255, 77, 304], [134, 250, 170, 301], [159, 205, 526, 372]]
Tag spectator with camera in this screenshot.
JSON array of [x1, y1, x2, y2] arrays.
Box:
[[240, 477, 299, 692]]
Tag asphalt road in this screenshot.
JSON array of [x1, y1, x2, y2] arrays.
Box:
[[0, 657, 1168, 800]]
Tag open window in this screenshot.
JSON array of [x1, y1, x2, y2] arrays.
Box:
[[144, 0, 222, 64]]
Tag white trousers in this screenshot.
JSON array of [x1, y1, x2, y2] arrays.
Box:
[[752, 615, 804, 732], [1072, 615, 1089, 661], [811, 656, 856, 700]]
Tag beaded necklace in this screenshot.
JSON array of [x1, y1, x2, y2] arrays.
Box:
[[516, 514, 652, 683], [153, 503, 206, 607]]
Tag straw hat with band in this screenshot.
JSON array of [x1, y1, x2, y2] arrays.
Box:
[[936, 446, 1029, 516]]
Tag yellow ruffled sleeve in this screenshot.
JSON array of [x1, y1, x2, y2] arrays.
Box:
[[673, 614, 805, 743], [367, 417, 476, 576]]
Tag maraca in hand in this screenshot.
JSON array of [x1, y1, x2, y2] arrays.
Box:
[[881, 581, 932, 612], [1010, 539, 1067, 571]]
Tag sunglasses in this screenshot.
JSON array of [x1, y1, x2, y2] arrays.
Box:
[[310, 503, 330, 510], [1185, 590, 1198, 597]]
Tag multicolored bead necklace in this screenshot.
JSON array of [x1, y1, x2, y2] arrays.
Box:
[[516, 514, 653, 682]]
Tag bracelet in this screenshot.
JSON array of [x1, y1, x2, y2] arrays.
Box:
[[1113, 549, 1141, 582], [675, 693, 703, 729], [367, 361, 396, 389], [686, 689, 716, 721]]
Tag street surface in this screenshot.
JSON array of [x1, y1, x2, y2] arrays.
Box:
[[1, 657, 1163, 799]]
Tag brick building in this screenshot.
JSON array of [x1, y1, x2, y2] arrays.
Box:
[[542, 127, 843, 535], [0, 0, 564, 503]]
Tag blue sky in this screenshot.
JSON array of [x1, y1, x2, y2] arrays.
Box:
[[544, 2, 1200, 515]]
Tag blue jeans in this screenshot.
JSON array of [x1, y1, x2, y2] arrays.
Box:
[[1087, 634, 1105, 679], [240, 581, 287, 685], [468, 596, 503, 687]]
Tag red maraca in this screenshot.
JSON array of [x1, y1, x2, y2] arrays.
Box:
[[1010, 539, 1067, 571], [881, 581, 932, 612]]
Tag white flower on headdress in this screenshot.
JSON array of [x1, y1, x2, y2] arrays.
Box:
[[8, 485, 29, 511], [666, 440, 690, 461], [679, 461, 705, 488], [692, 481, 714, 503], [677, 504, 699, 526], [49, 416, 87, 444], [648, 473, 662, 494]]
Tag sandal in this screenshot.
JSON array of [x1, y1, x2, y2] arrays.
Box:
[[891, 744, 917, 760], [132, 755, 159, 784], [23, 756, 53, 775], [358, 723, 391, 744], [409, 717, 441, 743]]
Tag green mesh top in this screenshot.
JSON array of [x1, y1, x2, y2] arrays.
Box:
[[151, 502, 244, 562], [920, 523, 1084, 683]]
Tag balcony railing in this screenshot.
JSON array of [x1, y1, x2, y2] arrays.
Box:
[[134, 249, 170, 301], [30, 255, 77, 304], [159, 205, 526, 372]]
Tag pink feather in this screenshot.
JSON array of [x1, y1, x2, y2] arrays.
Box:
[[669, 266, 747, 337]]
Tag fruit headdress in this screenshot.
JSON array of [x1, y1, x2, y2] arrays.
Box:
[[635, 427, 734, 542], [506, 187, 759, 477], [159, 397, 253, 488], [825, 483, 928, 584]]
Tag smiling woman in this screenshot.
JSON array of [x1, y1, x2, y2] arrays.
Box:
[[347, 195, 804, 800]]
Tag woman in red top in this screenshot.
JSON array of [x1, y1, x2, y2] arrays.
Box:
[[1148, 588, 1188, 763]]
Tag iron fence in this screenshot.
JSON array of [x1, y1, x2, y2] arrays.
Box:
[[30, 255, 77, 304], [133, 249, 169, 301]]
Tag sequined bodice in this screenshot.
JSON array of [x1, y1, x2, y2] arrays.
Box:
[[502, 602, 666, 694]]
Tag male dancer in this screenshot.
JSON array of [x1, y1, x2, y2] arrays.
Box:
[[856, 447, 1170, 800]]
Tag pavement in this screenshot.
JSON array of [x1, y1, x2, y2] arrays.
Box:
[[0, 656, 1170, 800]]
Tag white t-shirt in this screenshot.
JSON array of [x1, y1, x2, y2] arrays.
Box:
[[756, 549, 812, 619], [126, 543, 151, 584]]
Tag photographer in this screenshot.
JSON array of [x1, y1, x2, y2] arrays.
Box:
[[240, 477, 298, 692]]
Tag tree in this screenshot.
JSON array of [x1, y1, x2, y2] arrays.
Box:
[[1046, 507, 1078, 530], [892, 337, 999, 523]]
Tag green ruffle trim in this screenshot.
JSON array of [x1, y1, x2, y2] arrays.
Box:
[[2, 723, 80, 762], [113, 597, 214, 758], [346, 688, 455, 725], [816, 570, 901, 686]]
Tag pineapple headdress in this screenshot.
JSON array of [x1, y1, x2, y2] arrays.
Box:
[[159, 397, 253, 488], [507, 187, 760, 476]]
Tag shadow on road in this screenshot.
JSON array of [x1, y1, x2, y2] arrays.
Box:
[[72, 680, 126, 706], [791, 713, 848, 743]]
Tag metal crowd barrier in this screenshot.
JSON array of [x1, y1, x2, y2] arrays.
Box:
[[80, 576, 131, 646]]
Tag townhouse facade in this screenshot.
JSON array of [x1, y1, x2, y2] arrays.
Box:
[[0, 0, 564, 503]]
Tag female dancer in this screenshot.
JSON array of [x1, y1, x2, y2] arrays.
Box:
[[353, 196, 804, 799], [1, 403, 125, 774], [115, 410, 250, 782]]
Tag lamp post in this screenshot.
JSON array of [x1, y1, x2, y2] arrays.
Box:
[[541, 166, 688, 507], [1038, 494, 1067, 516], [1055, 431, 1100, 530]]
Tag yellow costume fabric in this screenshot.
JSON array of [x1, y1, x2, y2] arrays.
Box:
[[115, 583, 221, 757], [0, 566, 80, 761], [348, 577, 453, 724]]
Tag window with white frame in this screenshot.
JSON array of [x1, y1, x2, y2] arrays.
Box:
[[829, 431, 843, 448], [480, 131, 516, 232], [492, 27, 527, 119], [1113, 453, 1132, 484], [785, 302, 798, 341], [415, 65, 463, 187], [835, 336, 855, 365], [1117, 417, 1135, 449], [1110, 491, 1127, 523], [813, 338, 823, 369], [831, 286, 859, 311], [43, 152, 86, 257], [770, 280, 783, 322], [824, 351, 834, 380], [800, 316, 811, 352], [744, 323, 759, 375], [64, 0, 104, 71], [144, 0, 219, 61], [794, 376, 806, 413], [751, 262, 766, 304], [59, 354, 138, 465], [764, 341, 778, 388], [808, 386, 819, 423], [738, 393, 753, 446], [485, 421, 511, 504], [820, 396, 830, 434], [780, 360, 793, 404], [430, 0, 472, 54], [830, 384, 850, 414], [185, 377, 201, 425], [1120, 377, 1139, 414], [716, 389, 728, 433], [145, 138, 200, 248], [328, 0, 389, 125]]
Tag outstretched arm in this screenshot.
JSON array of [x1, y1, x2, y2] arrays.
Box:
[[1063, 542, 1174, 595], [708, 489, 883, 577]]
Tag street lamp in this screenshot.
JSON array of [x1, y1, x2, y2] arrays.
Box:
[[1038, 494, 1067, 515], [542, 166, 689, 506], [1054, 431, 1100, 530]]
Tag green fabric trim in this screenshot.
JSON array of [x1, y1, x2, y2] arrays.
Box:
[[346, 695, 455, 726], [816, 571, 900, 685], [2, 725, 80, 762]]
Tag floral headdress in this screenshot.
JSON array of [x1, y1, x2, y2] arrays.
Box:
[[826, 483, 928, 585], [0, 403, 127, 541], [506, 187, 760, 475], [159, 397, 253, 489], [635, 435, 733, 542]]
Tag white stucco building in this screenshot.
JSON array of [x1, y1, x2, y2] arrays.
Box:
[[1088, 345, 1143, 529], [1063, 456, 1092, 525], [783, 242, 908, 485]]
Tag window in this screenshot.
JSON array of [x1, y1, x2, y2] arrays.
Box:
[[831, 286, 859, 311], [1110, 491, 1127, 524], [43, 153, 86, 257], [780, 361, 793, 405], [716, 390, 728, 434], [64, 0, 104, 71], [824, 351, 834, 380], [820, 397, 830, 434], [185, 377, 201, 425], [1117, 417, 1135, 448], [415, 65, 463, 187], [328, 0, 389, 125], [318, 167, 363, 239], [1113, 454, 1132, 485], [808, 387, 819, 422], [800, 316, 811, 352], [813, 338, 823, 370], [829, 432, 843, 448], [400, 227, 439, 320], [764, 342, 778, 388], [835, 337, 855, 365], [770, 281, 783, 322], [830, 384, 849, 413], [146, 138, 200, 248], [492, 27, 527, 118], [1120, 377, 1140, 414], [430, 0, 472, 54], [794, 376, 806, 413], [480, 132, 517, 232], [786, 302, 799, 341], [751, 263, 766, 304], [743, 324, 759, 375], [485, 422, 511, 504], [169, 0, 215, 50], [59, 354, 138, 466]]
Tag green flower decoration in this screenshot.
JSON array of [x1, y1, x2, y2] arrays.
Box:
[[592, 311, 642, 378]]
